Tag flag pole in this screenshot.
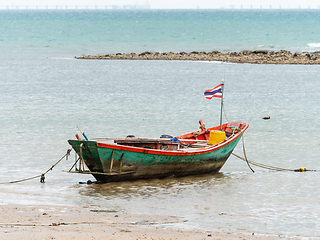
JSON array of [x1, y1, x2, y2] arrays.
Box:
[[219, 79, 224, 131]]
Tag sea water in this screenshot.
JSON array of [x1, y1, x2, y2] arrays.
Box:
[[0, 9, 320, 237]]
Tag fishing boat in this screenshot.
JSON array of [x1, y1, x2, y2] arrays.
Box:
[[68, 81, 249, 182], [68, 120, 249, 182]]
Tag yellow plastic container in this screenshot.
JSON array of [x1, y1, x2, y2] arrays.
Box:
[[207, 130, 226, 145]]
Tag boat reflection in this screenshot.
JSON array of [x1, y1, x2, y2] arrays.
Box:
[[76, 172, 232, 200]]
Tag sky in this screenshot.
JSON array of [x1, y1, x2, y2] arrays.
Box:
[[1, 0, 320, 9]]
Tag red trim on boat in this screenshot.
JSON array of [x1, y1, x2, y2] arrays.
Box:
[[96, 123, 249, 156]]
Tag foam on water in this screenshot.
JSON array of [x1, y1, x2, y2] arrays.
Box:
[[307, 43, 320, 48]]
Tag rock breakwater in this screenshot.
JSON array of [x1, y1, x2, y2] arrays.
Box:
[[76, 50, 320, 65]]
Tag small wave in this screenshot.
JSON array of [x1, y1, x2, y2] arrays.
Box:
[[307, 43, 320, 48]]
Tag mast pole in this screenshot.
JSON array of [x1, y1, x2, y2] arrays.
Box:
[[220, 79, 224, 131]]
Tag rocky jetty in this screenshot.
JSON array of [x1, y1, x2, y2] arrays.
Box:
[[76, 50, 320, 65]]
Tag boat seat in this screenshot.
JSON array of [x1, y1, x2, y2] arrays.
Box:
[[189, 142, 209, 148]]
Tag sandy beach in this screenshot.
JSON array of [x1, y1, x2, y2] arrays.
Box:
[[0, 204, 300, 240]]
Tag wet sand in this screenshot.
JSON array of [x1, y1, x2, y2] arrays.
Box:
[[0, 204, 299, 239]]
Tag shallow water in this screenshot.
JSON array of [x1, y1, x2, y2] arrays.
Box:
[[1, 9, 320, 238]]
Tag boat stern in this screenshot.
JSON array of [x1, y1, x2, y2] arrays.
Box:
[[68, 140, 104, 173]]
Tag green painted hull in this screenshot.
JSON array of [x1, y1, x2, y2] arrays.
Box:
[[68, 121, 248, 182]]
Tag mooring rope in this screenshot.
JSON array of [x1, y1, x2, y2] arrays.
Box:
[[241, 135, 255, 173], [0, 149, 72, 184], [233, 136, 313, 172], [0, 131, 314, 186]]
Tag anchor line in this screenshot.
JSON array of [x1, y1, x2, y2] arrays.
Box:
[[241, 134, 254, 173], [234, 136, 315, 172], [0, 149, 72, 184]]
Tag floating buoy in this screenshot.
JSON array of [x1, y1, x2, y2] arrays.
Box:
[[263, 116, 270, 119], [294, 167, 307, 172]]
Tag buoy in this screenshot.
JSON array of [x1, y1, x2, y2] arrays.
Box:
[[294, 167, 307, 172]]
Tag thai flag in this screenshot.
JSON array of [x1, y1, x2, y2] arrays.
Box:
[[204, 84, 222, 99]]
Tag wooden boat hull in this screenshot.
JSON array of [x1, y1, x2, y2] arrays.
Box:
[[68, 121, 248, 182]]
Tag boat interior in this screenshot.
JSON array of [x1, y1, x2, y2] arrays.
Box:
[[103, 120, 245, 151]]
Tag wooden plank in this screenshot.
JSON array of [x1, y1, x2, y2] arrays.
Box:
[[110, 150, 115, 174]]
